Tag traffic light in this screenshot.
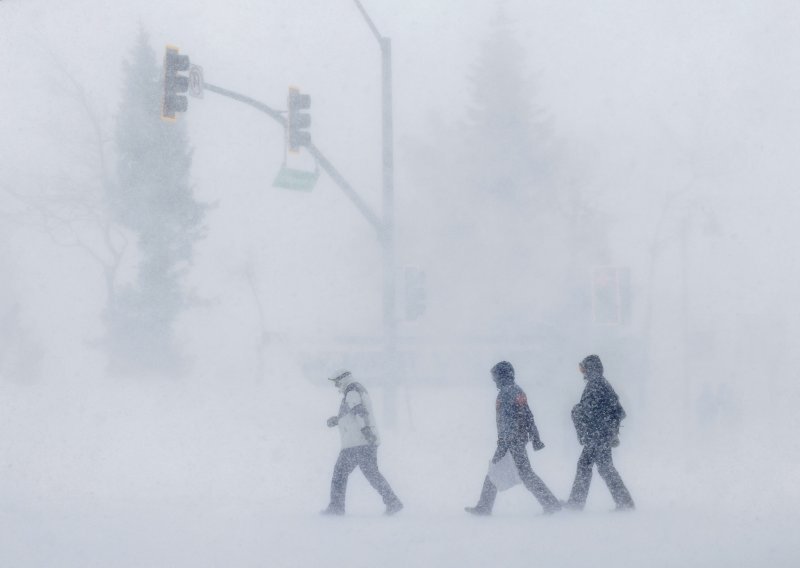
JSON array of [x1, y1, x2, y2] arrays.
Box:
[[161, 45, 190, 121], [404, 267, 426, 321], [287, 87, 311, 151]]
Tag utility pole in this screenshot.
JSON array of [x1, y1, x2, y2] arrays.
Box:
[[354, 0, 397, 426]]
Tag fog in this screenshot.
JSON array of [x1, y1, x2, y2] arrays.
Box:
[[1, 1, 799, 566]]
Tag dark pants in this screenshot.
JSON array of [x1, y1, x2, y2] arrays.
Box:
[[567, 443, 634, 509], [328, 445, 400, 512], [476, 443, 561, 513]]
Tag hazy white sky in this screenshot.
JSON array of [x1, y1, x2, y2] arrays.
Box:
[[2, 0, 800, 381]]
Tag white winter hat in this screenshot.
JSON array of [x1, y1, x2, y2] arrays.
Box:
[[327, 369, 352, 383]]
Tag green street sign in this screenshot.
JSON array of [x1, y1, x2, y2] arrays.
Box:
[[273, 166, 319, 191]]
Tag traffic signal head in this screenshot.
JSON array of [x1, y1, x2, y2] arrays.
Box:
[[287, 87, 311, 151], [162, 46, 190, 121]]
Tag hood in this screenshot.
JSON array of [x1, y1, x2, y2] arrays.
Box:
[[580, 355, 604, 381], [491, 361, 515, 387]]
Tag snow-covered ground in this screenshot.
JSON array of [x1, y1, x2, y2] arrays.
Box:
[[3, 501, 794, 568], [0, 374, 797, 567]]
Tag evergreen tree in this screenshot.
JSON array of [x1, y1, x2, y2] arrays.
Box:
[[462, 2, 555, 207], [108, 29, 206, 375], [406, 2, 609, 335]]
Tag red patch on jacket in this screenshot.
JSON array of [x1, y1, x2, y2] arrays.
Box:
[[515, 393, 527, 406]]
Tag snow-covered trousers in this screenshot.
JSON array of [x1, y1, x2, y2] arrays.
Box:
[[567, 443, 634, 509], [328, 445, 400, 511], [476, 442, 561, 513]]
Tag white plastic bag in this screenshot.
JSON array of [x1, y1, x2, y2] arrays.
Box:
[[488, 452, 521, 491]]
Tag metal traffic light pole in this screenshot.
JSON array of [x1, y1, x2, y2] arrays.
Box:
[[165, 35, 399, 424], [199, 82, 396, 421], [353, 0, 398, 427]]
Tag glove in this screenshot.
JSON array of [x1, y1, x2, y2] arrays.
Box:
[[532, 439, 545, 451], [610, 434, 620, 448], [361, 427, 378, 445], [327, 416, 339, 428]]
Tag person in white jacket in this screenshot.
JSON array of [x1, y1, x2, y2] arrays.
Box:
[[321, 369, 403, 516]]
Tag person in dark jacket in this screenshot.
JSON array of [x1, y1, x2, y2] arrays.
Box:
[[565, 355, 635, 511], [465, 361, 561, 515]]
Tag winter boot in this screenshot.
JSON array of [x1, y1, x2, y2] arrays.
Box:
[[464, 506, 491, 516], [385, 500, 404, 516], [543, 501, 562, 515]]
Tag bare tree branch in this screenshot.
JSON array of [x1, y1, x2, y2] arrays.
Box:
[[0, 44, 130, 305]]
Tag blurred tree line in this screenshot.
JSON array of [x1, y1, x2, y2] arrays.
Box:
[[1, 29, 206, 378], [405, 4, 609, 342]]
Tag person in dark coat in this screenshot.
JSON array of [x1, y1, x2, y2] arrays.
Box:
[[565, 355, 635, 511], [465, 361, 561, 515]]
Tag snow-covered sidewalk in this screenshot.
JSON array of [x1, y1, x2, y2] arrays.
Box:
[[0, 379, 797, 567], [1, 501, 796, 568]]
